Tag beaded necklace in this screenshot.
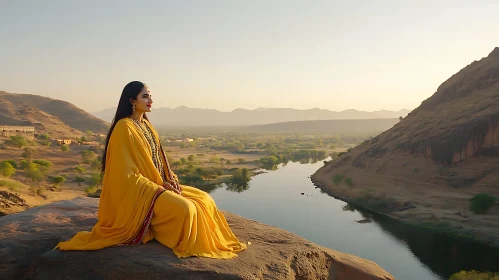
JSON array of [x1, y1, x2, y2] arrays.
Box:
[[129, 118, 167, 182]]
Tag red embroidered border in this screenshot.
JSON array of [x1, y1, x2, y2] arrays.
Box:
[[114, 188, 165, 247]]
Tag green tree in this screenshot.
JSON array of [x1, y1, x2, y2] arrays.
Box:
[[0, 162, 16, 177], [49, 175, 66, 187], [210, 156, 220, 165], [21, 147, 38, 161], [38, 134, 51, 146], [87, 172, 102, 188], [25, 163, 47, 185], [90, 158, 101, 171], [4, 160, 18, 169], [32, 159, 53, 168], [180, 158, 187, 165], [19, 159, 30, 170], [74, 176, 85, 186], [85, 130, 93, 138], [80, 150, 96, 164], [74, 165, 86, 174], [38, 134, 49, 140], [187, 155, 195, 162], [61, 144, 70, 152], [6, 135, 28, 148]]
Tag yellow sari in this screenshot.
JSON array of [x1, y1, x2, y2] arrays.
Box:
[[55, 118, 247, 258]]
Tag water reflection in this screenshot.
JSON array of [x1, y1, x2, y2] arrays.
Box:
[[343, 203, 499, 279], [224, 182, 250, 193]]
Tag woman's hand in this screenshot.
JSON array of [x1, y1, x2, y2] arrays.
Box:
[[163, 181, 181, 195]]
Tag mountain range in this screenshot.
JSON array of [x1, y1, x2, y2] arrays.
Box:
[[93, 106, 411, 126]]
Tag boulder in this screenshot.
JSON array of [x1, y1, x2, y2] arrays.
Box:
[[0, 197, 394, 280]]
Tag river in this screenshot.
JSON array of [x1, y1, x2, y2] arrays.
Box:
[[205, 158, 499, 280]]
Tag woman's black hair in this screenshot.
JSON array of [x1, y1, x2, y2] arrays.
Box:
[[101, 81, 149, 173]]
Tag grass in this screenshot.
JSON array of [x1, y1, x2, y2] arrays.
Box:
[[449, 270, 499, 280], [0, 178, 29, 192]]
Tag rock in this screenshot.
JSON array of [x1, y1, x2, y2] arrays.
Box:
[[0, 197, 394, 280], [356, 218, 373, 224]]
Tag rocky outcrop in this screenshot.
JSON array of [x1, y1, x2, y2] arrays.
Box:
[[0, 197, 393, 280]]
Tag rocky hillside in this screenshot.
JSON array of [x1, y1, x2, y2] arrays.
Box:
[[312, 47, 499, 245], [0, 91, 109, 137], [0, 197, 394, 280]]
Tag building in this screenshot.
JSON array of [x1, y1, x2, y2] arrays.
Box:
[[0, 125, 35, 140], [56, 139, 72, 145]]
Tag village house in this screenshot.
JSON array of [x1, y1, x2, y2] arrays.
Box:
[[56, 139, 72, 145], [0, 125, 35, 140]]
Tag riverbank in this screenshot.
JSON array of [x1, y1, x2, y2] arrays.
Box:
[[310, 166, 499, 248]]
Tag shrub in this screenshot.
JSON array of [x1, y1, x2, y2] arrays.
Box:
[[19, 159, 30, 169], [6, 135, 28, 148], [0, 162, 16, 177], [61, 144, 70, 152], [74, 165, 86, 173], [74, 176, 85, 186], [345, 177, 354, 187], [49, 175, 66, 187], [32, 159, 53, 168], [3, 160, 18, 169], [21, 147, 38, 160], [332, 174, 345, 186], [470, 193, 498, 214]]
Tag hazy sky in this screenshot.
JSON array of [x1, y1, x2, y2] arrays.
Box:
[[1, 0, 498, 113]]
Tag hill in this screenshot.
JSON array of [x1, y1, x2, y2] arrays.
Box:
[[311, 47, 499, 246], [242, 118, 399, 133], [0, 91, 109, 138], [93, 106, 410, 126]]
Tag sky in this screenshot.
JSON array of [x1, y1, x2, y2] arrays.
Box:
[[1, 0, 498, 113]]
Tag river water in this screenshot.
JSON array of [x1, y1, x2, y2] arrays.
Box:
[[206, 159, 499, 279]]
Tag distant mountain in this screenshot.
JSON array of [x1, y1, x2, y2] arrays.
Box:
[[0, 91, 109, 138], [243, 119, 399, 133], [93, 106, 411, 126]]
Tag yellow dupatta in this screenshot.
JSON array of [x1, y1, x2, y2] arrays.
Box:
[[55, 118, 170, 250]]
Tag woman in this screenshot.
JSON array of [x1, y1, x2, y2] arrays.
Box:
[[55, 81, 247, 259]]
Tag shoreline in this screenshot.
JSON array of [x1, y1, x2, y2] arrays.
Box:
[[309, 175, 499, 249]]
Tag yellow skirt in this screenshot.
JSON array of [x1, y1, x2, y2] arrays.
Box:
[[142, 186, 247, 258]]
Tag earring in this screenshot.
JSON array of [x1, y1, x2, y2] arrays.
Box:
[[132, 104, 136, 112]]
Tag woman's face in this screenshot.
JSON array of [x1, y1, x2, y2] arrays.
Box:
[[131, 86, 153, 113]]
